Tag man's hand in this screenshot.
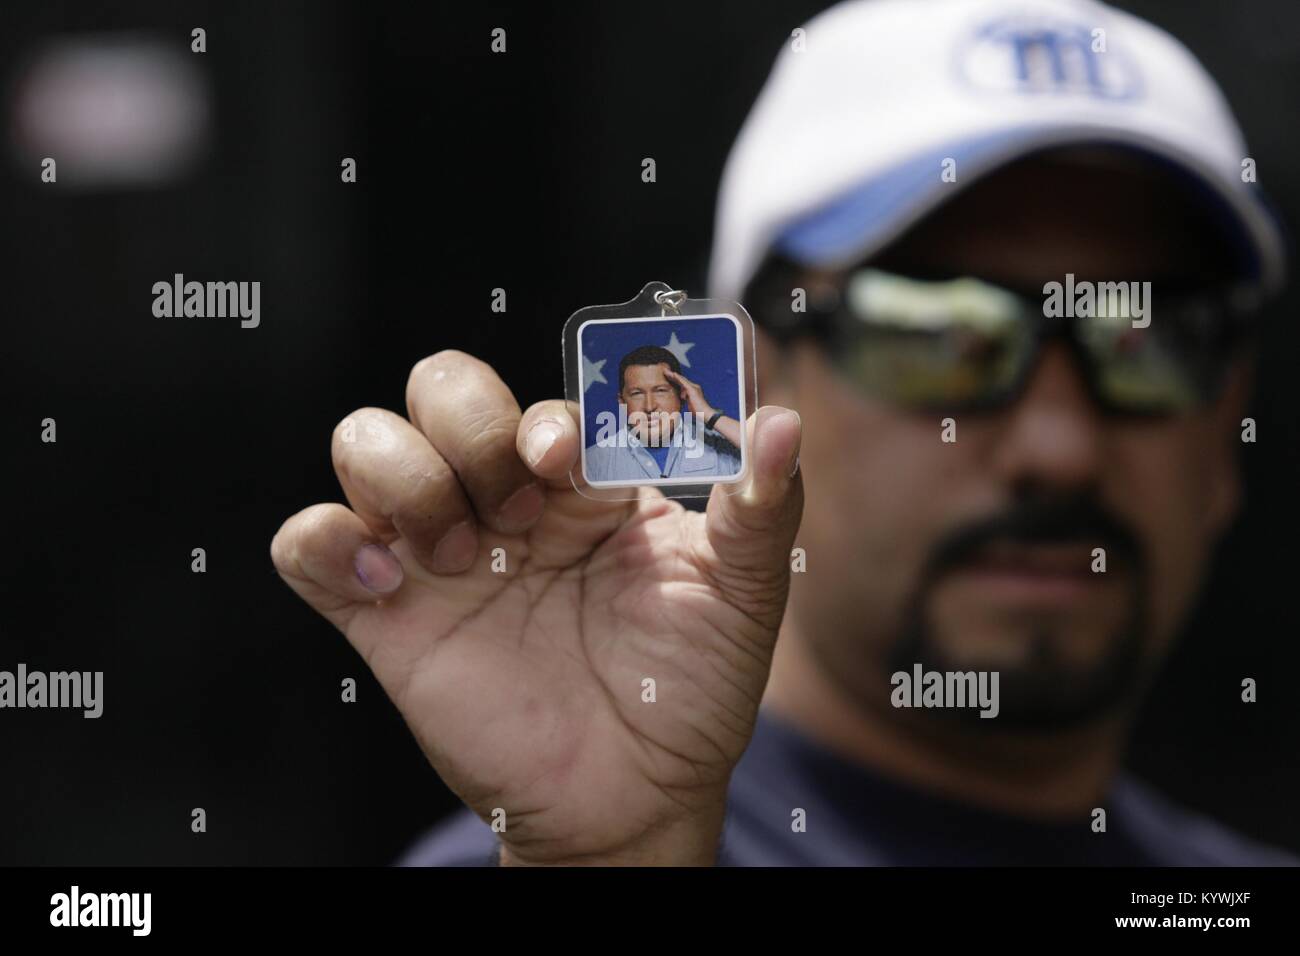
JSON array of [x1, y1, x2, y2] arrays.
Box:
[[663, 368, 744, 448], [271, 351, 802, 865], [663, 367, 714, 420]]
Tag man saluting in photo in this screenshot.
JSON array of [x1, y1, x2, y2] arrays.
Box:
[[584, 345, 743, 482]]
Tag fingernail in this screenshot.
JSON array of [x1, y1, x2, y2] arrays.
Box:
[[497, 483, 545, 533], [781, 410, 802, 477], [355, 543, 404, 594], [525, 421, 564, 468], [433, 521, 477, 574]]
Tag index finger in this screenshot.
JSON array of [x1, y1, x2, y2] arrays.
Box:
[[405, 350, 544, 535]]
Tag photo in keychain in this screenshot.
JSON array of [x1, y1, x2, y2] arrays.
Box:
[[562, 282, 757, 501]]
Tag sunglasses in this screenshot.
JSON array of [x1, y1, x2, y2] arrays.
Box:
[[750, 266, 1256, 415]]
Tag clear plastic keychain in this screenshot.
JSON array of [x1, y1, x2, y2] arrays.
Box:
[[562, 281, 757, 501]]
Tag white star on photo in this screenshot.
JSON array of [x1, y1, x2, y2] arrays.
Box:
[[582, 354, 608, 392], [664, 331, 694, 368]]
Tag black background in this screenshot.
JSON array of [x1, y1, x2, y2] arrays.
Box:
[[1, 0, 1297, 864]]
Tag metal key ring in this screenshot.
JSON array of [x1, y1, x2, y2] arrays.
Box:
[[654, 289, 688, 315]]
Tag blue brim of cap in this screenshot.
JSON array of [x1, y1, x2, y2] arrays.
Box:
[[773, 125, 1287, 294]]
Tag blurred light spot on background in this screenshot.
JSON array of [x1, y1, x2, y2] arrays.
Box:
[[9, 35, 211, 189]]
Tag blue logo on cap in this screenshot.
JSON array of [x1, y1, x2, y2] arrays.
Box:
[[958, 16, 1142, 100]]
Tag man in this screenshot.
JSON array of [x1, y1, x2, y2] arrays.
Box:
[[584, 345, 743, 482], [271, 0, 1295, 865]]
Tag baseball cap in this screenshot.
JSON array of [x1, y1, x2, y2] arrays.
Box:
[[708, 0, 1287, 304]]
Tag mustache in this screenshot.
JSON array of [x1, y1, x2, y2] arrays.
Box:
[[627, 411, 679, 429], [924, 492, 1143, 580]]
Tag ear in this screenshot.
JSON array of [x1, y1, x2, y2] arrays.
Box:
[[1203, 351, 1255, 535]]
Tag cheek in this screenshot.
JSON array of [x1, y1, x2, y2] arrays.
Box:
[[1107, 423, 1227, 641], [793, 375, 960, 627]]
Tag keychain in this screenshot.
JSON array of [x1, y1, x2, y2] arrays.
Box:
[[562, 281, 758, 500]]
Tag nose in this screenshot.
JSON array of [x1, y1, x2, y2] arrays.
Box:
[[989, 342, 1105, 496]]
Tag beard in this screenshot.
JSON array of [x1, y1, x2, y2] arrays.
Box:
[[885, 492, 1151, 732]]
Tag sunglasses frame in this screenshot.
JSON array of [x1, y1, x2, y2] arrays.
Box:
[[746, 264, 1257, 417]]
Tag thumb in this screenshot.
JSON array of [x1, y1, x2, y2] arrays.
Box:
[[703, 406, 803, 627]]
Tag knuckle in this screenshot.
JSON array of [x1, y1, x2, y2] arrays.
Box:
[[394, 461, 454, 513], [455, 408, 521, 472], [408, 349, 479, 390], [332, 407, 386, 450], [269, 524, 293, 572], [270, 514, 308, 576], [406, 351, 490, 425], [293, 504, 335, 548]]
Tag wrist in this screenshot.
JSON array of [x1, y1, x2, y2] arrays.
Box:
[[497, 804, 725, 867]]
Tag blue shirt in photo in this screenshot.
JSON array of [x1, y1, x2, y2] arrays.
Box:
[[583, 415, 741, 483]]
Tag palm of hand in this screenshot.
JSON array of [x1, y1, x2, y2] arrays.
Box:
[[343, 490, 776, 860]]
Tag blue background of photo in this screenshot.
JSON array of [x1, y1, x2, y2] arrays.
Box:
[[579, 315, 744, 443]]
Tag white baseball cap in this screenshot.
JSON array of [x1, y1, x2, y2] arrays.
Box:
[[709, 0, 1287, 303]]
